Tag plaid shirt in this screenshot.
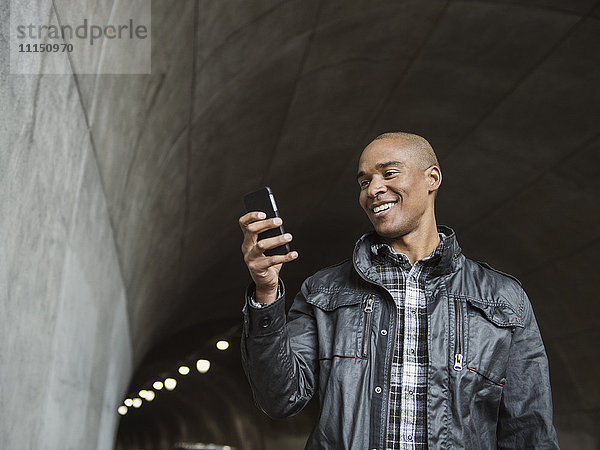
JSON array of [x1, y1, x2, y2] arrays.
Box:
[[371, 232, 448, 449]]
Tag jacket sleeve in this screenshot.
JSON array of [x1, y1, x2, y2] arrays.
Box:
[[496, 290, 560, 449], [240, 278, 319, 419]]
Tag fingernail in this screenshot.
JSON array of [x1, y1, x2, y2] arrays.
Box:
[[284, 233, 292, 241], [291, 251, 298, 258], [273, 218, 282, 225], [258, 212, 266, 219]]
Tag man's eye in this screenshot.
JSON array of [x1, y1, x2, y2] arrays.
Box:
[[359, 180, 370, 188], [384, 171, 399, 177]]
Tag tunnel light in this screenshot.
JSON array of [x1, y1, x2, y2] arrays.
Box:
[[196, 359, 211, 374], [164, 378, 177, 391], [118, 406, 128, 415], [153, 381, 163, 390], [216, 340, 229, 350], [124, 398, 133, 407], [132, 398, 143, 408], [139, 390, 155, 401], [178, 365, 190, 375]]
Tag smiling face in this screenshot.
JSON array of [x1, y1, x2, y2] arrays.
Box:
[[357, 136, 441, 240]]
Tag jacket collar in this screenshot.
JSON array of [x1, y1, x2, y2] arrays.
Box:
[[352, 225, 463, 284]]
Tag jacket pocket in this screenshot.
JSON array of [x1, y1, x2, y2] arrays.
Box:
[[305, 289, 366, 360], [459, 296, 521, 385]]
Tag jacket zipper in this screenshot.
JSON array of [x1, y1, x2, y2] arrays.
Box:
[[352, 252, 397, 448], [362, 295, 375, 357], [454, 298, 464, 371]]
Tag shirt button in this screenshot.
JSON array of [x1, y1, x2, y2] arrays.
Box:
[[409, 389, 414, 395], [407, 435, 413, 441], [410, 349, 415, 355], [259, 317, 271, 328], [375, 386, 382, 394], [380, 329, 388, 336]]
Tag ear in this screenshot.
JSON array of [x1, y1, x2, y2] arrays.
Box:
[[426, 165, 442, 193]]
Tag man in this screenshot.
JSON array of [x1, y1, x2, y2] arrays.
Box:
[[238, 132, 559, 449]]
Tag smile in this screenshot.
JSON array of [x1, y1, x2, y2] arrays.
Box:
[[372, 202, 396, 214]]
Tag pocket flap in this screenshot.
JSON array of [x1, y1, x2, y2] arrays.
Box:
[[306, 289, 363, 311], [465, 297, 524, 328]]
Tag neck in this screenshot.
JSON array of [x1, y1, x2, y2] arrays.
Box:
[[384, 218, 441, 265]]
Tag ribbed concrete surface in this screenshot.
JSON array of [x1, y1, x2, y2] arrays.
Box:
[[0, 49, 133, 450], [1, 0, 599, 448], [0, 1, 135, 448]]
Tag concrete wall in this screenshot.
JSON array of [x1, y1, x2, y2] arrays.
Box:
[[0, 2, 133, 448], [0, 0, 194, 445]]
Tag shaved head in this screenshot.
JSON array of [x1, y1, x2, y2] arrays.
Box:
[[372, 132, 439, 170], [359, 131, 442, 200]]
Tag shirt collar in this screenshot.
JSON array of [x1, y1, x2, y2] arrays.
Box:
[[353, 225, 462, 283], [370, 231, 449, 268]]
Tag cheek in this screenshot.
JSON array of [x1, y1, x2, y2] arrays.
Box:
[[401, 190, 428, 215], [359, 191, 368, 208]]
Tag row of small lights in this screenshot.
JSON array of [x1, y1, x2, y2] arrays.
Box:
[[118, 340, 230, 416]]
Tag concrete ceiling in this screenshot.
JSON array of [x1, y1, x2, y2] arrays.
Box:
[[95, 0, 600, 447]]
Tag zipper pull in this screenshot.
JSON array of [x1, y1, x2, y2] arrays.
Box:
[[453, 353, 463, 371], [362, 295, 375, 358]]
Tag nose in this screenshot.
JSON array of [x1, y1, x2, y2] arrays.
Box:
[[367, 175, 386, 198]]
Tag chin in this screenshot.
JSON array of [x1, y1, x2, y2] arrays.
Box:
[[373, 221, 409, 239], [373, 224, 399, 238]]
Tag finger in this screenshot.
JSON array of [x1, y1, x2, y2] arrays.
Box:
[[239, 211, 267, 229], [246, 217, 283, 234], [248, 251, 298, 274], [256, 233, 293, 252], [247, 230, 287, 259], [240, 212, 272, 253], [242, 218, 281, 252], [259, 251, 298, 268]]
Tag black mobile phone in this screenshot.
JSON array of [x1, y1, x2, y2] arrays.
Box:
[[243, 186, 291, 256]]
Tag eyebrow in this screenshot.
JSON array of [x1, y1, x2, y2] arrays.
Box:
[[356, 161, 405, 179]]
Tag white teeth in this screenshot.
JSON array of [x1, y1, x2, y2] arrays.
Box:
[[373, 202, 394, 213]]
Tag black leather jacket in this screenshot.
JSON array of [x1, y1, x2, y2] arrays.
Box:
[[241, 226, 559, 449]]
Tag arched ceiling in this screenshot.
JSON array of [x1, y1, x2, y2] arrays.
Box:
[[100, 1, 600, 447]]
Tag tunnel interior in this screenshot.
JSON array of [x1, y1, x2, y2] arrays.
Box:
[[2, 0, 600, 449]]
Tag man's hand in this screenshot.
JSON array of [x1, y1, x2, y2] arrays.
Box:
[[239, 211, 298, 304]]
